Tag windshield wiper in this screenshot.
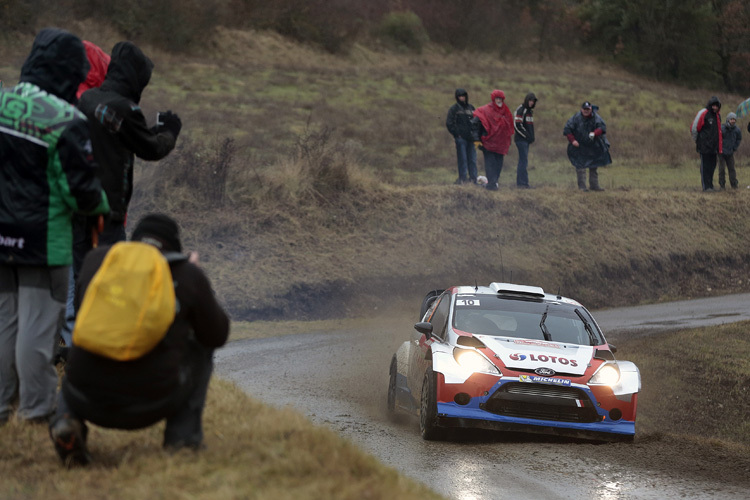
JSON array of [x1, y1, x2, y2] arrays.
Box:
[[574, 308, 597, 346], [539, 305, 552, 341]]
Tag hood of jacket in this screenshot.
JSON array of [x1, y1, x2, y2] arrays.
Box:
[[455, 88, 469, 104], [100, 41, 154, 104], [491, 89, 506, 108], [77, 40, 111, 99], [19, 28, 89, 104], [706, 96, 721, 111], [524, 92, 537, 108]]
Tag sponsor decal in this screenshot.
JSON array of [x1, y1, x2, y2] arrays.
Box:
[[509, 353, 578, 367], [519, 374, 571, 386], [456, 299, 480, 306], [0, 233, 25, 249], [514, 339, 562, 349]]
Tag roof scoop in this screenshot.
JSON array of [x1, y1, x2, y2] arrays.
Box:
[[489, 282, 545, 298]]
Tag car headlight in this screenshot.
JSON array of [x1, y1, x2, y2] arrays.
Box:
[[453, 348, 500, 375], [589, 362, 621, 386]]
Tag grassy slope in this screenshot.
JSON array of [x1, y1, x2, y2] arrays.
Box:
[[127, 28, 750, 321]]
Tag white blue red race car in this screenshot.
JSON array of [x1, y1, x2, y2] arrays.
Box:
[[387, 283, 640, 441]]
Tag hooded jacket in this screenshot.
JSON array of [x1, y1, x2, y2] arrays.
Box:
[[563, 108, 612, 170], [76, 40, 111, 100], [0, 28, 110, 266], [691, 96, 723, 155], [471, 90, 514, 155], [445, 88, 475, 141], [78, 42, 177, 222], [721, 113, 741, 155], [514, 92, 537, 144]]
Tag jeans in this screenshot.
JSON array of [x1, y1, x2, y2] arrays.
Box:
[[483, 150, 505, 190], [454, 137, 477, 182], [515, 141, 530, 187], [61, 218, 127, 346]]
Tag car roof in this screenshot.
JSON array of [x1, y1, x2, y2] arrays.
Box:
[[450, 282, 583, 307]]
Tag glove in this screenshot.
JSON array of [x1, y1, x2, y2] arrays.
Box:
[[159, 110, 182, 138], [474, 141, 483, 151]]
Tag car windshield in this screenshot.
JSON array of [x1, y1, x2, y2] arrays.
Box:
[[452, 294, 604, 346]]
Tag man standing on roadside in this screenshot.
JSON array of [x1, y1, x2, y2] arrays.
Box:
[[564, 101, 611, 191], [691, 96, 722, 191], [446, 88, 477, 184], [514, 92, 538, 189], [0, 28, 110, 425], [718, 112, 740, 189], [60, 41, 183, 347]]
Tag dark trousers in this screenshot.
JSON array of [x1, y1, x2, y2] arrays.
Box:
[[56, 342, 214, 448], [700, 153, 717, 190], [483, 150, 505, 190], [718, 153, 738, 188]]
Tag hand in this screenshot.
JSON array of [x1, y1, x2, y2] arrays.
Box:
[[572, 140, 580, 147], [188, 251, 200, 265], [158, 110, 182, 138]]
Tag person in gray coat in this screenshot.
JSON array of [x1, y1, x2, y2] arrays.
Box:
[[719, 112, 741, 189]]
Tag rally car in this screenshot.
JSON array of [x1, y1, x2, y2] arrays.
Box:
[[387, 282, 640, 441]]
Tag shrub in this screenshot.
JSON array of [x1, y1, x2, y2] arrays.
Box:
[[376, 10, 429, 53]]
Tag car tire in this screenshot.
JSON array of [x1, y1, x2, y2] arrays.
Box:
[[420, 368, 445, 440], [387, 355, 398, 416]]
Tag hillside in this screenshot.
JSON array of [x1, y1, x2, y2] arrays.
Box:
[[3, 27, 750, 320]]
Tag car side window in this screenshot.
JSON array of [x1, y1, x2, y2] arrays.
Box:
[[428, 293, 451, 340]]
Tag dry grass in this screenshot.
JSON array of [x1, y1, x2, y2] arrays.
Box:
[[619, 321, 750, 445], [0, 379, 442, 500]]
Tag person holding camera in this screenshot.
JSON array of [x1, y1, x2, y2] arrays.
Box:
[[60, 41, 183, 347]]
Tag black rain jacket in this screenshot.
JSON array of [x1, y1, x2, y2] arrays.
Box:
[[446, 88, 476, 141], [514, 92, 537, 144], [78, 42, 177, 222]]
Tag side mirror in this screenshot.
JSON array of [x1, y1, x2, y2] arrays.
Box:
[[609, 344, 617, 354], [414, 321, 433, 339]]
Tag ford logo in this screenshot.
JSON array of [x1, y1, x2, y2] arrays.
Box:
[[535, 367, 556, 376]]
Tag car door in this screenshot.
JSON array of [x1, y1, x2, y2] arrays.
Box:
[[410, 291, 451, 401]]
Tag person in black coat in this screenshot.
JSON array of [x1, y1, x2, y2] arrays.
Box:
[[446, 88, 478, 184], [49, 214, 229, 467], [60, 42, 184, 346]]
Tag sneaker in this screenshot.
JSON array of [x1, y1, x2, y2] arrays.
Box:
[[49, 416, 91, 467], [591, 187, 605, 192], [485, 183, 499, 191]]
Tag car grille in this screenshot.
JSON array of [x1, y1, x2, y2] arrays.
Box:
[[480, 382, 600, 423]]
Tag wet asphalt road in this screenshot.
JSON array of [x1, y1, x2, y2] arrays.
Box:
[[215, 293, 750, 500]]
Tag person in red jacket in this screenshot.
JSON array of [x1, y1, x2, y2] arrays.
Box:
[[471, 90, 515, 191], [75, 41, 110, 100]]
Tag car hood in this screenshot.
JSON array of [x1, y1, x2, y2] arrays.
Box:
[[476, 336, 594, 376]]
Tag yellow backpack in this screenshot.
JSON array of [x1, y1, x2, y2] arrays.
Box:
[[73, 241, 177, 361]]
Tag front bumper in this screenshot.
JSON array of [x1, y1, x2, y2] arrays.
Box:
[[436, 377, 637, 440]]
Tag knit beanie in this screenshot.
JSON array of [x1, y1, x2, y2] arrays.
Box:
[[131, 213, 182, 252], [727, 112, 737, 122]]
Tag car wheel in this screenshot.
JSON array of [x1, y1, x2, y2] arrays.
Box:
[[420, 368, 445, 440], [387, 355, 397, 415]]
